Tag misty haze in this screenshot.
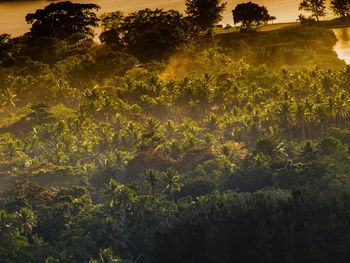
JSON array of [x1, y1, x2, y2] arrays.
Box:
[[1, 0, 350, 262]]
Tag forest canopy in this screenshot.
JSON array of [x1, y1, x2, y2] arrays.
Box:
[[1, 0, 350, 262], [25, 1, 100, 42]]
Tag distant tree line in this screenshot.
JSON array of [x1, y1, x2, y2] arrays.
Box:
[[21, 0, 279, 61], [299, 0, 350, 21]]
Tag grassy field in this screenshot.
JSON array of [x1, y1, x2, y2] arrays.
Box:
[[259, 22, 299, 31], [214, 22, 300, 34], [214, 18, 350, 35]]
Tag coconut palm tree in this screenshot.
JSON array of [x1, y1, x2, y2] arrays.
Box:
[[144, 169, 159, 198], [98, 218, 129, 255], [276, 100, 294, 140], [299, 140, 317, 162], [162, 120, 179, 139], [313, 104, 327, 136], [143, 117, 160, 138], [204, 114, 221, 135], [326, 97, 337, 127], [14, 208, 36, 237], [335, 93, 350, 128], [295, 103, 307, 140], [133, 195, 151, 232], [0, 210, 16, 237], [90, 248, 123, 263], [0, 87, 17, 108], [161, 168, 183, 202], [104, 180, 135, 224]]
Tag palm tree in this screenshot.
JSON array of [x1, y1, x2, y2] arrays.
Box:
[[295, 103, 307, 140], [143, 117, 160, 138], [133, 195, 150, 232], [301, 97, 314, 139], [204, 114, 221, 135], [300, 140, 317, 162], [97, 96, 117, 121], [166, 79, 176, 97], [1, 138, 20, 159], [90, 248, 123, 263], [335, 93, 349, 128], [313, 104, 327, 135], [27, 103, 55, 125], [14, 208, 36, 237], [162, 120, 179, 139], [0, 87, 17, 108], [326, 97, 337, 127], [276, 100, 294, 140], [144, 169, 159, 198], [98, 218, 129, 255], [104, 180, 135, 224], [0, 210, 16, 237], [166, 139, 183, 160], [161, 168, 183, 202]]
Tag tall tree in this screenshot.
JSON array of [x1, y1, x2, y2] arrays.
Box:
[[14, 208, 36, 237], [99, 11, 125, 46], [104, 180, 135, 224], [276, 100, 294, 140], [298, 0, 326, 21], [232, 2, 276, 31], [330, 0, 350, 17], [185, 0, 227, 30], [121, 9, 191, 60], [145, 169, 159, 198], [161, 168, 183, 202], [26, 1, 100, 41]]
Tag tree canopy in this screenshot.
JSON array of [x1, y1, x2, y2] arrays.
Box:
[[330, 0, 350, 17], [185, 0, 227, 30], [232, 2, 276, 31], [118, 8, 192, 61], [25, 1, 100, 41], [299, 0, 326, 21], [99, 11, 125, 46]]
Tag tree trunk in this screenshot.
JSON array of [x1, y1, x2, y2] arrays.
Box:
[[171, 190, 174, 203], [306, 122, 312, 139], [301, 121, 306, 141], [288, 124, 293, 140]]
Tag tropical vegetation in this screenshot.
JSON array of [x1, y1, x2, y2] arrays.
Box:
[[1, 0, 350, 262]]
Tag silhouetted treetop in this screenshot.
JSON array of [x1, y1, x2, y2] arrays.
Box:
[[299, 0, 326, 21], [99, 11, 125, 46], [185, 0, 227, 30], [330, 0, 350, 17], [26, 1, 100, 42], [119, 8, 192, 61], [232, 2, 275, 31]]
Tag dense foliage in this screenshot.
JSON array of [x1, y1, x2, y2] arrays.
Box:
[[185, 0, 227, 30], [1, 1, 350, 262], [232, 2, 276, 31], [299, 0, 326, 21], [330, 0, 350, 17], [25, 1, 100, 42]]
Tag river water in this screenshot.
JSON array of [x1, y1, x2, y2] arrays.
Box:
[[333, 28, 350, 64], [0, 0, 305, 36]]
